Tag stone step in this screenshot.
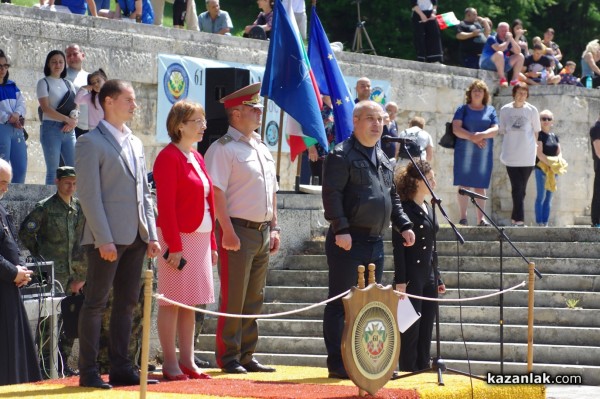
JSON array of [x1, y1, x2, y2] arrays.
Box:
[[284, 254, 600, 275], [259, 303, 600, 328], [441, 288, 600, 308], [267, 269, 600, 292], [196, 334, 600, 367], [312, 226, 600, 243], [303, 240, 600, 259], [437, 341, 600, 366], [264, 286, 600, 309], [200, 319, 599, 348]]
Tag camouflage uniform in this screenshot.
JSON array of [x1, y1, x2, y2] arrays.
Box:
[[19, 192, 85, 375]]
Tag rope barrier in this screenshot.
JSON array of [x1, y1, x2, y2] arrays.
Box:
[[154, 289, 352, 318], [400, 281, 526, 302], [154, 281, 527, 318]]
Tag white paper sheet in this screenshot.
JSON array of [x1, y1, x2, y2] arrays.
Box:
[[397, 297, 421, 333]]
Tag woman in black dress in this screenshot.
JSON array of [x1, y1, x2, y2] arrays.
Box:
[[392, 160, 446, 372]]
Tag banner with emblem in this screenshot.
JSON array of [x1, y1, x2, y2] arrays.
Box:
[[157, 54, 390, 152]]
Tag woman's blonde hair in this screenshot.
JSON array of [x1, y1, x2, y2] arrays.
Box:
[[583, 39, 600, 58], [166, 100, 205, 143]]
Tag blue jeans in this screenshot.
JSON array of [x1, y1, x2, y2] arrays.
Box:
[[40, 121, 75, 185], [0, 123, 27, 183], [93, 0, 110, 11], [535, 168, 555, 224]]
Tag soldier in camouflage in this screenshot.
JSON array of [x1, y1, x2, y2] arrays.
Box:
[[19, 166, 85, 377]]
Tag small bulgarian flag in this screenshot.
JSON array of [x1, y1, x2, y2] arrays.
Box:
[[436, 11, 460, 30]]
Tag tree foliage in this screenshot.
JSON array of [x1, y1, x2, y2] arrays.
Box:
[[226, 0, 600, 74]]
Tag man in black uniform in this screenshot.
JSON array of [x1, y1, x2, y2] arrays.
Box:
[[321, 100, 416, 379]]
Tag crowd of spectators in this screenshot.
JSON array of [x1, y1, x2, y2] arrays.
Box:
[[8, 0, 600, 86], [452, 7, 597, 89], [25, 0, 308, 39]]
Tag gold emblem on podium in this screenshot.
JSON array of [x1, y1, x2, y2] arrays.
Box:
[[342, 264, 400, 396]]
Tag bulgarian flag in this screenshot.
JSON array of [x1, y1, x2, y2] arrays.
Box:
[[285, 116, 318, 162], [436, 11, 460, 30], [261, 0, 327, 162]]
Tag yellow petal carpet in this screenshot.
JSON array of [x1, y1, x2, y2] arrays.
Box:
[[0, 366, 545, 399]]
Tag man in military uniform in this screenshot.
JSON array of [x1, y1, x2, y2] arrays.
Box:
[[204, 83, 280, 374], [321, 100, 416, 379], [19, 166, 85, 377]]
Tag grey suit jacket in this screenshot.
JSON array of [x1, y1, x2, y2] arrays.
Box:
[[75, 120, 157, 248]]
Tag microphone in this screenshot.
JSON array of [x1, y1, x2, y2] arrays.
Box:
[[381, 136, 417, 144], [458, 188, 488, 200]]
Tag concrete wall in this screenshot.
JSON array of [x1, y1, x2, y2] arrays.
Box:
[[2, 5, 600, 226]]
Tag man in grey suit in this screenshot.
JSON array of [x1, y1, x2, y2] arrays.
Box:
[[75, 80, 161, 389]]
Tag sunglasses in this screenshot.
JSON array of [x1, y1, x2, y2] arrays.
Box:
[[541, 117, 553, 122]]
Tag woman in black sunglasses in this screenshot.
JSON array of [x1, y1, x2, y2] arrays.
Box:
[[535, 110, 562, 226]]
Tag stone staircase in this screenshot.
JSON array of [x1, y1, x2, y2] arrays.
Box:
[[197, 226, 600, 385]]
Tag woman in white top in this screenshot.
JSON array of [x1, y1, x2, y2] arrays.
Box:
[[499, 82, 541, 226], [36, 50, 77, 184]]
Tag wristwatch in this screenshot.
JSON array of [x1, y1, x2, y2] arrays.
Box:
[[271, 226, 281, 232]]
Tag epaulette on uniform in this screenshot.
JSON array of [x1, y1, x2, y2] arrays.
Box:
[[218, 135, 233, 145]]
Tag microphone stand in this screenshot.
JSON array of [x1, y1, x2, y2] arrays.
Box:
[[392, 141, 482, 386], [460, 193, 542, 373]]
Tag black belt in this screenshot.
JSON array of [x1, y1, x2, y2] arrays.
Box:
[[231, 218, 271, 231], [348, 226, 383, 242]]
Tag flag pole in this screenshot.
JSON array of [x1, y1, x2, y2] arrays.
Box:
[[260, 95, 269, 141], [276, 108, 284, 183], [295, 151, 302, 192]]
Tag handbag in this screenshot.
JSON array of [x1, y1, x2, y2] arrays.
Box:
[[56, 80, 77, 116], [37, 78, 77, 120], [60, 293, 84, 339], [438, 122, 456, 149], [438, 105, 467, 149]]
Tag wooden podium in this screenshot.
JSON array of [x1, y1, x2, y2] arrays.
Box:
[[341, 264, 400, 396]]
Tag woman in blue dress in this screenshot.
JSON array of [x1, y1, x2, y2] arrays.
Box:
[[452, 80, 498, 226]]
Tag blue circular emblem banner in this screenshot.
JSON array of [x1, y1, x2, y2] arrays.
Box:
[[164, 63, 189, 104]]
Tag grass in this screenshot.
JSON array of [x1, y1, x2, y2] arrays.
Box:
[[7, 0, 251, 33]]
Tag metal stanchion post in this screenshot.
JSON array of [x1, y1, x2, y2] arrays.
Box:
[[139, 267, 154, 399], [527, 262, 536, 372]]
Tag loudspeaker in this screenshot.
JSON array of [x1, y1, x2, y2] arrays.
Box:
[[199, 68, 251, 155], [204, 68, 250, 121]]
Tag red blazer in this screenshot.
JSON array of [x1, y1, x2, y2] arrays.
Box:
[[153, 143, 216, 252]]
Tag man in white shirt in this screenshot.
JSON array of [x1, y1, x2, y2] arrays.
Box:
[[65, 44, 89, 137]]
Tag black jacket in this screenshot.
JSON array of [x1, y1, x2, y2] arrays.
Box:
[[392, 201, 439, 286], [322, 135, 413, 236]]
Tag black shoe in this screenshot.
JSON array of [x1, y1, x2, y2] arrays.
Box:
[[109, 368, 141, 386], [194, 355, 210, 368], [328, 369, 349, 379], [147, 364, 156, 372], [63, 366, 80, 377], [79, 373, 112, 389], [221, 360, 247, 374], [242, 360, 276, 373]]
